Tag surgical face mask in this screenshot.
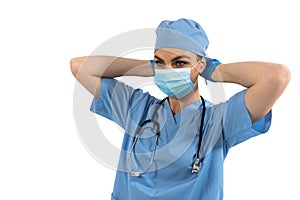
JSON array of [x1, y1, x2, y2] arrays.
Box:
[[154, 67, 196, 99]]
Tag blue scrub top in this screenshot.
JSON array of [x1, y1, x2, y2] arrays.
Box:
[[90, 78, 272, 200]]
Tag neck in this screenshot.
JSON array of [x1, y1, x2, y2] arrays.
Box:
[[168, 87, 201, 115]]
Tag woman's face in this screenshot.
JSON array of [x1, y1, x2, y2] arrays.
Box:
[[154, 48, 206, 83]]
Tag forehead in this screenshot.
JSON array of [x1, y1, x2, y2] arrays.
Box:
[[154, 48, 197, 60]]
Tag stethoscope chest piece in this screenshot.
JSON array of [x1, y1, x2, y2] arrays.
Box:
[[129, 171, 141, 177], [191, 158, 201, 174]]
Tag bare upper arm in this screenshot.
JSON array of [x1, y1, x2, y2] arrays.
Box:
[[70, 57, 102, 98], [244, 64, 290, 122], [213, 62, 290, 123]]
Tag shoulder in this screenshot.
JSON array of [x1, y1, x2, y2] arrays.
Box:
[[204, 90, 247, 122]]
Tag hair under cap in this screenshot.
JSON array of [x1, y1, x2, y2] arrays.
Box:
[[155, 18, 209, 56]]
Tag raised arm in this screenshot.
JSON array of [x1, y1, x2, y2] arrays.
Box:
[[70, 56, 153, 98], [211, 62, 290, 122]]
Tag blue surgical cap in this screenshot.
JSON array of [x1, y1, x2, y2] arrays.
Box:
[[155, 18, 209, 56]]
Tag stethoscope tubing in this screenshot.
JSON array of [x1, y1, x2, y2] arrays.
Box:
[[126, 96, 205, 176]]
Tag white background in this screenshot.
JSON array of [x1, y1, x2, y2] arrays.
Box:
[[1, 0, 299, 199]]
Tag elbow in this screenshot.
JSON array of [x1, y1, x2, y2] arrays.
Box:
[[70, 57, 78, 78], [266, 64, 291, 93], [70, 57, 85, 79], [273, 64, 291, 88]]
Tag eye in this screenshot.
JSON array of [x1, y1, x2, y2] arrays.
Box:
[[175, 61, 187, 67], [155, 60, 164, 66]]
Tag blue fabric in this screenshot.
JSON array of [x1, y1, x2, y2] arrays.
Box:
[[154, 68, 195, 98], [202, 58, 222, 82], [153, 18, 222, 81], [90, 78, 272, 200], [155, 18, 208, 56], [150, 60, 155, 74]]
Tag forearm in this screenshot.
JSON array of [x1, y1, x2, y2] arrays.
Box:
[[71, 56, 153, 78], [70, 55, 153, 98], [211, 61, 283, 87]]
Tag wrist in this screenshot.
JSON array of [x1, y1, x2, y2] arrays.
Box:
[[150, 60, 155, 75], [201, 58, 221, 82]]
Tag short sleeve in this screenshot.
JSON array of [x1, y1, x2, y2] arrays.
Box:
[[223, 89, 272, 151], [90, 78, 156, 129]]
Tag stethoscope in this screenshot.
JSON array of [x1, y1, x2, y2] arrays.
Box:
[[125, 96, 206, 177]]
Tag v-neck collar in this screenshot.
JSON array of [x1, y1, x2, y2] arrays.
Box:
[[163, 98, 204, 125]]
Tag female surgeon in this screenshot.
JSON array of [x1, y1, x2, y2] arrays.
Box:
[[70, 18, 290, 200]]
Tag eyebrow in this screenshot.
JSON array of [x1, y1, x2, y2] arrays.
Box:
[[154, 55, 191, 62]]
